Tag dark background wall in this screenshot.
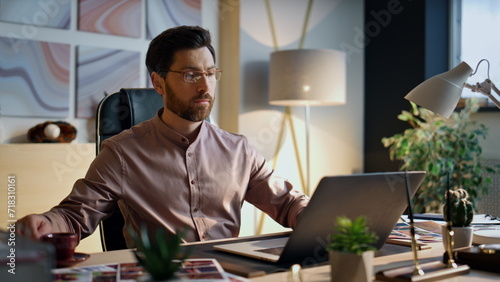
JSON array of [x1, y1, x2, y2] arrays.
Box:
[[364, 0, 450, 172]]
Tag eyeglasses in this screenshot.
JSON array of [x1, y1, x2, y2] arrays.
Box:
[[159, 69, 222, 83]]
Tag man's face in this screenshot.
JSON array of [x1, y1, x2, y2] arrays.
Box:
[[154, 47, 217, 122]]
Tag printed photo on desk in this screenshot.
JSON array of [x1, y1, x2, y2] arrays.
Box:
[[386, 222, 443, 249], [52, 258, 249, 282]]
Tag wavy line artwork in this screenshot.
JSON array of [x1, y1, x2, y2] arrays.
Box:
[[78, 0, 142, 38], [0, 36, 70, 117], [0, 0, 70, 29], [76, 45, 140, 118], [147, 0, 201, 39]]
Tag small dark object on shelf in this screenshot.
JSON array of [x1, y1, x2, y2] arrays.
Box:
[[27, 121, 77, 143]]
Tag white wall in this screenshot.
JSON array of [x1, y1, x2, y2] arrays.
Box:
[[238, 0, 365, 235]]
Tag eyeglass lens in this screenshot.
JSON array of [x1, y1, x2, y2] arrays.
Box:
[[183, 70, 221, 83]]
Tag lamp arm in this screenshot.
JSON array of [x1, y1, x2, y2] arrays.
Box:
[[464, 79, 500, 109]]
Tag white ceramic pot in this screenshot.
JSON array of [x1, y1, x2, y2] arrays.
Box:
[[330, 250, 374, 282], [441, 225, 473, 250]]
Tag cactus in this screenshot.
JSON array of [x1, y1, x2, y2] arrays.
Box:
[[443, 188, 474, 227]]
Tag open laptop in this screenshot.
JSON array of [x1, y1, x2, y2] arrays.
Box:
[[213, 171, 426, 265]]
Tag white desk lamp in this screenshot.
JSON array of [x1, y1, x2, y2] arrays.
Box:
[[377, 60, 500, 281], [269, 49, 346, 196], [405, 59, 500, 118]]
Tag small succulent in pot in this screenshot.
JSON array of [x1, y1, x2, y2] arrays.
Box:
[[327, 215, 378, 255], [130, 226, 189, 281], [327, 216, 378, 282], [443, 188, 474, 227]]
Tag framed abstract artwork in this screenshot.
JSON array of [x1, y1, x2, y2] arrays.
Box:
[[147, 0, 201, 39], [78, 0, 142, 38], [0, 0, 70, 29], [0, 37, 70, 117], [76, 45, 141, 118]]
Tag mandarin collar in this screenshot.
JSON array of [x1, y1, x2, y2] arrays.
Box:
[[153, 108, 206, 149]]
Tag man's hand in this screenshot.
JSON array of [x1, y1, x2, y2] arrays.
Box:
[[16, 214, 53, 240]]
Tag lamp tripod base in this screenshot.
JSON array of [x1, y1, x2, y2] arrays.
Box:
[[376, 261, 470, 281]]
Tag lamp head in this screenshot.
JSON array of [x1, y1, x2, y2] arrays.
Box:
[[269, 49, 346, 106], [404, 62, 473, 118]]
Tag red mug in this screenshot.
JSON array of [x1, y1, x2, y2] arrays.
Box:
[[41, 232, 78, 261]]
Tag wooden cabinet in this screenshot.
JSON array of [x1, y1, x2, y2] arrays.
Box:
[[0, 143, 102, 253]]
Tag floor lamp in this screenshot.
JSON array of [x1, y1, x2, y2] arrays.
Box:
[[256, 1, 346, 235], [268, 49, 346, 196]]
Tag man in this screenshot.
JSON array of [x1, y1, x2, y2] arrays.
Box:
[[17, 26, 309, 247]]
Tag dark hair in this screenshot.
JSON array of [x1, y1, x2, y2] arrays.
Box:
[[145, 25, 216, 75]]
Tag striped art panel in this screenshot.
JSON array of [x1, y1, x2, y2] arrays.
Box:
[[0, 37, 70, 117], [146, 0, 201, 39], [78, 0, 142, 38], [76, 45, 140, 118], [0, 0, 70, 29]]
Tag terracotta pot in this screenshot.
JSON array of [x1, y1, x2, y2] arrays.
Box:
[[330, 250, 374, 282], [441, 225, 473, 250]]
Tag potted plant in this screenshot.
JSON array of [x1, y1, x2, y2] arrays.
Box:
[[442, 188, 474, 249], [382, 98, 500, 213], [130, 226, 189, 281], [327, 216, 378, 282]]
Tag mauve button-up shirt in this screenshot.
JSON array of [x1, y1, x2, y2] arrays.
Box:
[[42, 110, 309, 246]]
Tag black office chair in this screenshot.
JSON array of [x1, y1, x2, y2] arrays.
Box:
[[95, 88, 163, 251]]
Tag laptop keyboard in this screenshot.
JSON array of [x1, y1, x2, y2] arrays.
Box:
[[255, 247, 284, 256]]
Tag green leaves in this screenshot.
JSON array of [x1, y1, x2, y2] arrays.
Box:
[[381, 98, 499, 213], [327, 216, 378, 255], [130, 226, 189, 281]]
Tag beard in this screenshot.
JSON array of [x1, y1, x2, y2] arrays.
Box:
[[165, 83, 214, 122]]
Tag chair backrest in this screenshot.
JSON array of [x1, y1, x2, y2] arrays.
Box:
[[95, 88, 163, 251]]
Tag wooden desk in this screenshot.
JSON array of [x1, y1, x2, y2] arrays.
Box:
[[253, 242, 500, 281], [74, 241, 500, 281]]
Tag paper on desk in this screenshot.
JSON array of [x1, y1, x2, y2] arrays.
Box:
[[387, 221, 442, 246], [398, 222, 442, 242], [51, 259, 242, 282], [413, 221, 444, 235], [409, 214, 500, 225], [471, 214, 500, 225]]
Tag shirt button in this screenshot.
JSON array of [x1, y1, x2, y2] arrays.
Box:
[[193, 207, 199, 212], [191, 180, 196, 184], [201, 234, 207, 240], [187, 152, 192, 157]]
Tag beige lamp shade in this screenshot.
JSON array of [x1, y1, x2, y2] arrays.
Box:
[[269, 49, 346, 106], [404, 61, 473, 118]]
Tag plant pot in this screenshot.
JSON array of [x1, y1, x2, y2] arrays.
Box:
[[441, 225, 473, 250], [329, 250, 374, 282]]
